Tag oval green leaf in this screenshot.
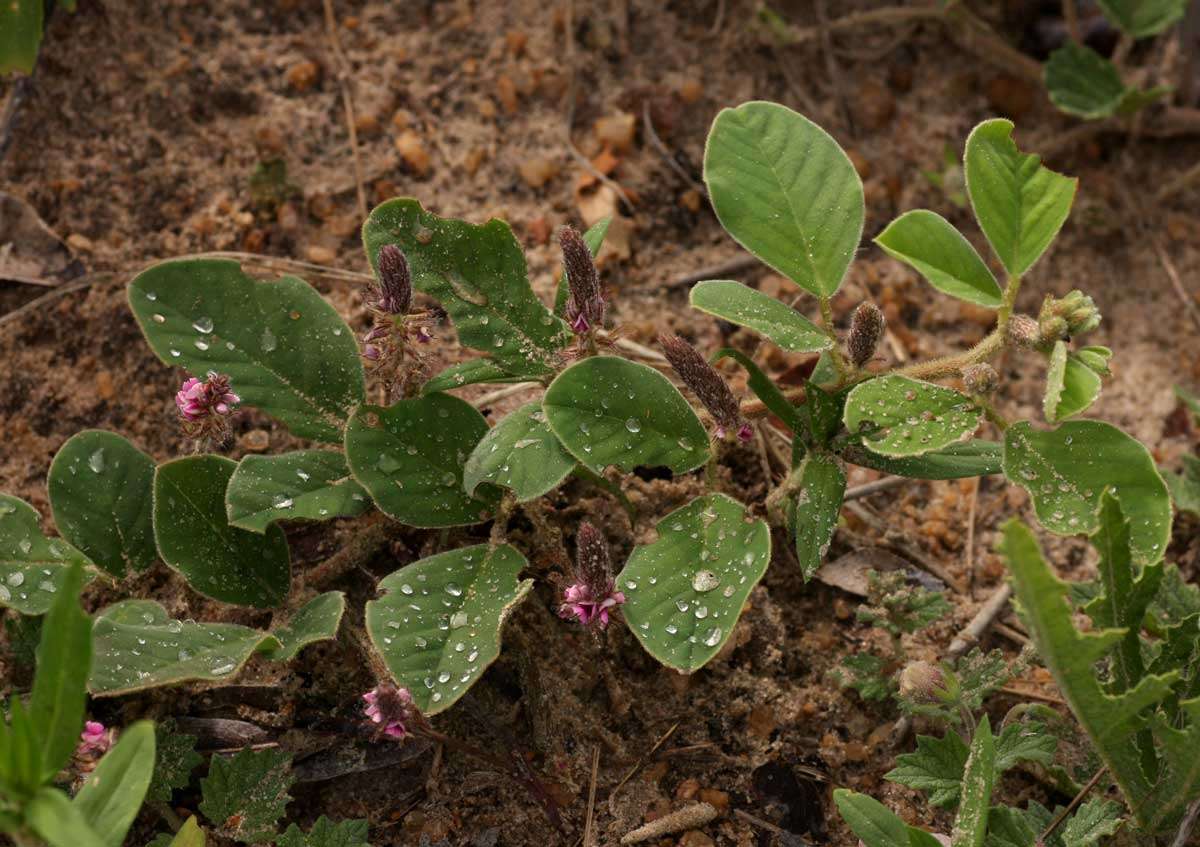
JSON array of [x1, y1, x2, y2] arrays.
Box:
[[1003, 420, 1171, 565], [73, 721, 156, 847], [964, 119, 1077, 277], [690, 280, 832, 352], [225, 450, 370, 533], [0, 495, 94, 615], [704, 101, 864, 298], [128, 258, 365, 443], [621, 494, 771, 672], [874, 210, 1002, 308], [423, 359, 527, 394], [345, 394, 499, 527], [844, 375, 982, 458], [1096, 0, 1187, 36], [786, 452, 846, 581], [463, 402, 577, 502], [154, 456, 290, 608], [268, 591, 346, 662], [362, 198, 569, 378], [1045, 42, 1128, 119], [1044, 341, 1109, 422], [47, 431, 156, 578], [543, 356, 710, 475], [366, 543, 532, 714]]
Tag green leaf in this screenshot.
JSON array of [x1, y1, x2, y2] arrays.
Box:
[[886, 731, 969, 809], [621, 494, 770, 672], [73, 721, 156, 847], [1045, 42, 1129, 119], [367, 543, 532, 715], [277, 817, 371, 847], [268, 591, 346, 661], [834, 652, 895, 702], [147, 722, 202, 804], [0, 696, 42, 798], [951, 715, 995, 847], [90, 600, 281, 696], [47, 430, 157, 577], [1166, 455, 1200, 516], [344, 394, 499, 527], [362, 199, 569, 378], [689, 280, 832, 351], [1043, 342, 1109, 422], [554, 216, 611, 317], [154, 456, 290, 608], [704, 101, 864, 297], [1059, 797, 1124, 847], [0, 0, 42, 75], [164, 817, 207, 847], [128, 258, 364, 443], [784, 452, 845, 581], [801, 381, 849, 447], [833, 789, 937, 847], [543, 356, 710, 475], [31, 560, 91, 780], [711, 347, 802, 434], [964, 119, 1077, 277], [1002, 420, 1171, 566], [874, 210, 1002, 307], [422, 359, 526, 394], [844, 375, 981, 458], [199, 747, 294, 844], [985, 804, 1050, 847], [994, 720, 1057, 773], [225, 450, 370, 534], [0, 495, 94, 615], [463, 402, 577, 502], [842, 440, 1002, 479], [1095, 0, 1188, 36], [25, 787, 107, 847]]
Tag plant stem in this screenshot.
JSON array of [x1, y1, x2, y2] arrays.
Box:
[[818, 296, 850, 385], [894, 328, 1005, 380], [996, 273, 1022, 331]]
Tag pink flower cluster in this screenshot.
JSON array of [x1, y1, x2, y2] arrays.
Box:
[[77, 721, 113, 758], [363, 684, 413, 739], [559, 581, 626, 629], [175, 373, 240, 422]]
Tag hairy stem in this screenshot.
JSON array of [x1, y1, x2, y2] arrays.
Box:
[[818, 296, 850, 384]]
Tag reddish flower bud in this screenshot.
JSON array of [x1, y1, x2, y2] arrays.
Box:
[[175, 373, 240, 422], [559, 226, 605, 334], [370, 245, 413, 315], [658, 334, 747, 439], [363, 683, 415, 740], [560, 522, 625, 629], [898, 660, 947, 704], [847, 301, 885, 367]]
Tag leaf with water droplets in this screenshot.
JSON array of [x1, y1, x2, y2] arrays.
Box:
[[199, 747, 294, 844], [1043, 341, 1110, 422], [621, 494, 770, 672], [543, 356, 710, 475], [463, 402, 577, 502], [128, 258, 365, 443], [842, 440, 1003, 480], [1003, 420, 1170, 565], [225, 450, 370, 534], [362, 198, 570, 379], [345, 394, 499, 527], [422, 358, 527, 394], [785, 452, 846, 581], [844, 375, 982, 458], [47, 430, 157, 578], [0, 494, 94, 615], [366, 543, 532, 715], [690, 281, 832, 352], [268, 591, 346, 662], [874, 210, 1002, 308], [704, 101, 864, 298], [154, 456, 291, 608]]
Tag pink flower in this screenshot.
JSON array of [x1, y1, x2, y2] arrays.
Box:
[[77, 721, 113, 758], [363, 684, 414, 740], [559, 580, 626, 629], [175, 373, 240, 421]]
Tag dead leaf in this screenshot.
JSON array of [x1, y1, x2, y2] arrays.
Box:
[[0, 192, 84, 286]]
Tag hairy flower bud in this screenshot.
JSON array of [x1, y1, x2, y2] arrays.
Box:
[[560, 522, 625, 629], [961, 363, 999, 395], [559, 226, 605, 334], [1039, 290, 1100, 340], [1007, 314, 1041, 349], [363, 683, 415, 740], [847, 301, 885, 367], [175, 373, 240, 422], [659, 334, 751, 441], [898, 661, 947, 704], [371, 245, 413, 315]]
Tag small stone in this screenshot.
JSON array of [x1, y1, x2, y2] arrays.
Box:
[[354, 113, 380, 137], [396, 131, 431, 176], [67, 233, 94, 252], [305, 245, 336, 265], [239, 429, 270, 452], [95, 370, 115, 401], [286, 59, 321, 92], [495, 75, 519, 114], [679, 78, 703, 104], [594, 112, 636, 152], [525, 216, 552, 245], [697, 788, 729, 813], [518, 156, 560, 188], [678, 832, 715, 847], [463, 147, 487, 175], [505, 30, 528, 56], [747, 705, 776, 739], [852, 80, 895, 131], [843, 741, 869, 763], [674, 778, 700, 801], [679, 189, 702, 213], [985, 74, 1034, 120]]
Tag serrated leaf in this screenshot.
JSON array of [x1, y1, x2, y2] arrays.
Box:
[[345, 394, 498, 527], [874, 210, 1002, 307], [129, 259, 364, 442], [147, 722, 202, 804], [0, 495, 94, 615], [47, 430, 156, 577], [1096, 0, 1187, 36], [367, 543, 531, 714], [711, 347, 802, 434], [844, 375, 981, 458], [73, 720, 156, 847], [1060, 797, 1124, 847], [1003, 420, 1170, 566], [621, 494, 770, 672], [951, 716, 995, 847], [543, 356, 710, 475], [225, 450, 369, 533], [268, 591, 346, 661], [422, 359, 526, 394], [90, 601, 281, 696], [994, 720, 1057, 773], [985, 803, 1051, 847], [704, 101, 864, 298], [554, 216, 611, 317], [31, 560, 91, 781], [964, 119, 1077, 277], [463, 402, 576, 502], [277, 816, 371, 847], [25, 787, 107, 847], [835, 652, 895, 702], [1044, 341, 1108, 422], [842, 440, 1002, 479], [362, 199, 569, 378], [689, 280, 832, 351], [886, 731, 969, 809], [785, 452, 845, 581], [1045, 42, 1129, 119], [154, 456, 290, 608], [199, 747, 294, 843]]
